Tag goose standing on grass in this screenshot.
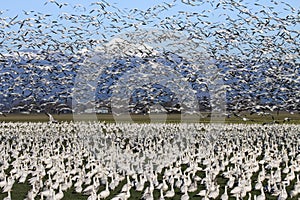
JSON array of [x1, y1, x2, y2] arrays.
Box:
[[40, 187, 54, 200], [208, 184, 220, 199], [98, 181, 110, 199], [55, 184, 64, 200], [141, 186, 153, 200], [181, 185, 189, 200], [278, 183, 288, 200], [220, 185, 228, 200], [156, 178, 168, 191], [164, 181, 175, 198], [3, 188, 11, 200], [26, 183, 37, 200], [197, 184, 207, 197], [2, 176, 14, 194], [290, 174, 300, 197], [256, 187, 265, 200], [112, 184, 131, 200], [230, 179, 242, 198], [255, 175, 263, 190], [87, 188, 97, 200], [0, 175, 7, 188], [159, 188, 164, 200]]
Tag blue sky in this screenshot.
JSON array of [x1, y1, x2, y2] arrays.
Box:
[[3, 0, 298, 18], [2, 0, 165, 15], [2, 0, 298, 31], [2, 0, 299, 28], [1, 0, 299, 55], [0, 0, 206, 25]]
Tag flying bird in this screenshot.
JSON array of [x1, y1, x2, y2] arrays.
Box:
[[45, 112, 58, 123]]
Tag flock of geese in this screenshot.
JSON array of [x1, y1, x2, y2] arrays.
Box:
[[1, 122, 300, 199], [0, 0, 299, 115], [0, 1, 299, 200]]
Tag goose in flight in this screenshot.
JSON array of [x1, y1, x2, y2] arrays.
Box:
[[0, 112, 6, 117], [45, 112, 58, 123]]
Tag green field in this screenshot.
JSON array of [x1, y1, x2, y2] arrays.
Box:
[[0, 112, 299, 124]]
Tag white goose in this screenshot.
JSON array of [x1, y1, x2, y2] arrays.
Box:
[[256, 187, 265, 200], [159, 188, 164, 200], [164, 182, 175, 198], [181, 185, 189, 200], [113, 183, 131, 200], [220, 185, 228, 200], [3, 189, 11, 200], [255, 175, 263, 190], [278, 183, 288, 200], [55, 184, 64, 200], [26, 183, 37, 200], [208, 184, 219, 199], [156, 178, 168, 191], [87, 188, 97, 200], [0, 175, 7, 188], [98, 180, 110, 199], [45, 112, 58, 123], [2, 176, 14, 193]]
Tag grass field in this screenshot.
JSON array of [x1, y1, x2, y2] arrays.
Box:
[[0, 112, 299, 124]]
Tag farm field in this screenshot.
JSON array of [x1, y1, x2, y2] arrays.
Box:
[[0, 112, 299, 124], [0, 121, 300, 200]]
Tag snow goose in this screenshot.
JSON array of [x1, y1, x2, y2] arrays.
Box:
[[255, 175, 263, 190], [98, 180, 110, 199], [256, 187, 265, 200], [135, 173, 146, 191], [75, 182, 83, 193], [113, 184, 131, 200], [45, 113, 58, 123], [121, 176, 132, 193], [26, 183, 37, 200], [220, 185, 228, 200], [181, 185, 189, 200], [87, 188, 97, 200], [226, 175, 235, 189], [141, 186, 153, 200], [284, 166, 295, 182], [40, 187, 54, 200], [159, 188, 164, 200], [156, 178, 168, 191], [3, 189, 11, 200], [230, 178, 243, 197], [55, 184, 64, 200], [282, 160, 289, 174], [83, 176, 99, 195], [164, 181, 175, 198], [2, 176, 14, 193], [175, 175, 183, 189], [278, 183, 288, 200], [208, 184, 219, 199], [0, 175, 7, 188], [187, 179, 197, 193]]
